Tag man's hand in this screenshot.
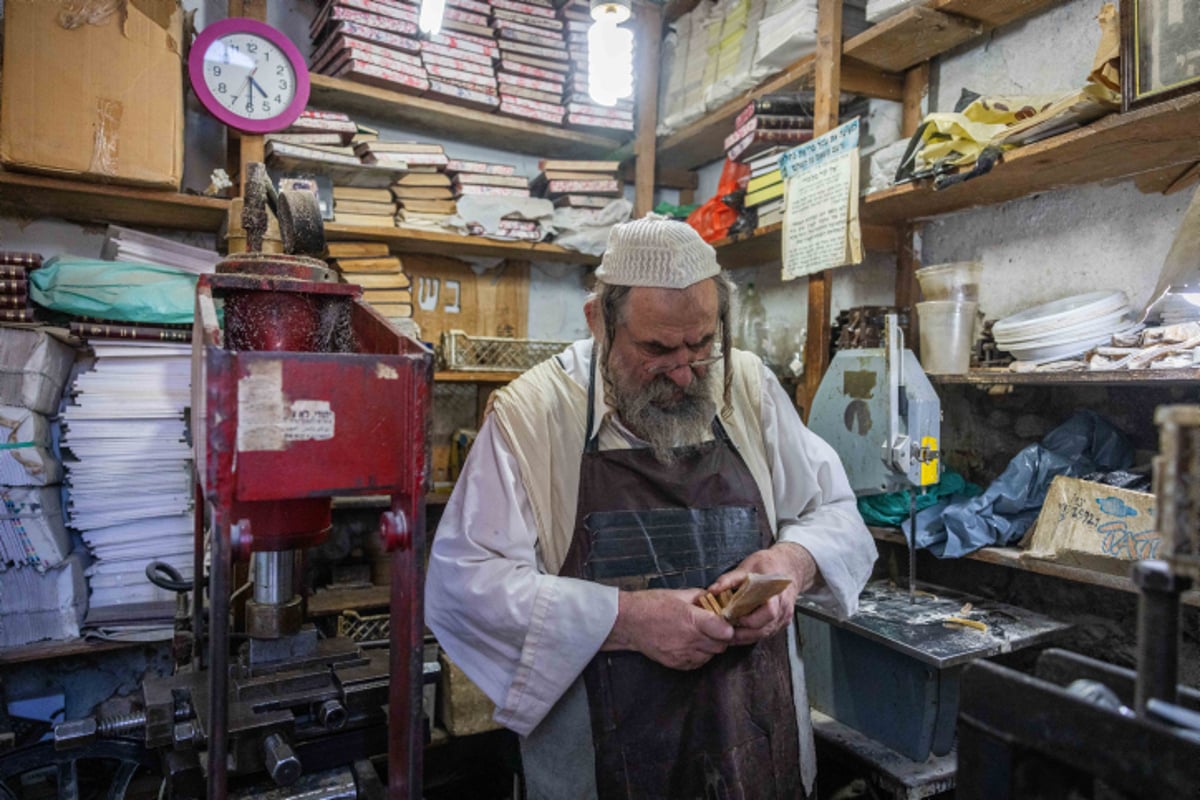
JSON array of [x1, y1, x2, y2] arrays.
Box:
[[602, 588, 734, 670], [707, 543, 819, 646]]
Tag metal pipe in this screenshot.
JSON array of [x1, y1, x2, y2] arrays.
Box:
[[254, 550, 294, 606], [192, 484, 204, 673], [1133, 560, 1189, 716]]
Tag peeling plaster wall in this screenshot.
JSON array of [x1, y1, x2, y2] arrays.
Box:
[[923, 0, 1191, 320]]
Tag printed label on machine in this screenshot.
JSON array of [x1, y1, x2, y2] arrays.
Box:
[[284, 400, 335, 441]]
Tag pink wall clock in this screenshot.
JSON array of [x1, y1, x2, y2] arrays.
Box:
[[188, 18, 311, 135]]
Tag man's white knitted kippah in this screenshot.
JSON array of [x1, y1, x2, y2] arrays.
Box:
[[594, 214, 719, 289]]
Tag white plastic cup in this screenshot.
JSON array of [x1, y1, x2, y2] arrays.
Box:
[[916, 261, 982, 302], [917, 300, 978, 374]]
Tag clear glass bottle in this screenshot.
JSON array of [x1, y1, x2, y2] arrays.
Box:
[[737, 282, 767, 354]]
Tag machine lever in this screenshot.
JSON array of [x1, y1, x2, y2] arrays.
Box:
[[381, 510, 411, 552]]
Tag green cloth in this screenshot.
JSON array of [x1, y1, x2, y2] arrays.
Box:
[[653, 201, 700, 220], [31, 256, 198, 325], [857, 468, 982, 527]]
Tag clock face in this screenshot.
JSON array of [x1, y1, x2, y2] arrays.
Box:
[[188, 19, 311, 134], [201, 34, 296, 122]]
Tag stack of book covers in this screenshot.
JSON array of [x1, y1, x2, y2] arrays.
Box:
[[531, 159, 623, 208], [725, 94, 815, 162], [559, 0, 635, 134], [309, 0, 429, 95], [332, 185, 398, 228], [392, 170, 457, 229], [743, 146, 787, 228], [420, 0, 503, 110], [325, 242, 414, 320], [0, 252, 41, 324], [266, 109, 362, 167], [449, 158, 531, 200], [491, 0, 569, 124], [101, 226, 221, 275]]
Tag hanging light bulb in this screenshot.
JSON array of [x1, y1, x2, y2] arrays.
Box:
[[419, 0, 445, 35], [588, 0, 633, 107]]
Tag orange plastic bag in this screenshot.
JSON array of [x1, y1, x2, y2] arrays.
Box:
[[687, 158, 751, 243]]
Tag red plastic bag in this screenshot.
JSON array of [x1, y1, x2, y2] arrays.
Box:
[[687, 158, 751, 243]]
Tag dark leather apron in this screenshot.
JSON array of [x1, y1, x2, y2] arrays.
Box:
[[557, 355, 801, 800]]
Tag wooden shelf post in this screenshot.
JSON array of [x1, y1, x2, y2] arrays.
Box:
[[797, 0, 843, 419], [633, 0, 664, 218]]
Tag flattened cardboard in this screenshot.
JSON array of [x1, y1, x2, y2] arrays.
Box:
[[1022, 476, 1159, 576], [1, 0, 184, 189]]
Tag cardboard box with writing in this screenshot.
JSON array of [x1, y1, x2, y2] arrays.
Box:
[[1022, 476, 1159, 576], [1, 0, 185, 189]]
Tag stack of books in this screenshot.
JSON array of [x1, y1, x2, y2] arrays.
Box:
[[266, 110, 365, 169], [0, 251, 42, 323], [419, 0, 502, 109], [356, 140, 449, 170], [101, 226, 221, 275], [309, 0, 429, 95], [332, 185, 397, 228], [449, 158, 530, 200], [391, 171, 457, 230], [491, 0, 569, 124], [0, 551, 88, 647], [325, 242, 413, 320], [531, 159, 623, 208], [559, 0, 635, 134], [725, 94, 815, 162], [743, 146, 787, 228]]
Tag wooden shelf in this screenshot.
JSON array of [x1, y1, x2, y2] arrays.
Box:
[[863, 92, 1200, 225], [0, 636, 163, 666], [308, 584, 390, 617], [655, 58, 903, 173], [870, 527, 1200, 607], [929, 367, 1200, 386], [309, 74, 627, 161], [0, 170, 229, 232], [324, 223, 599, 265], [713, 221, 899, 267], [434, 370, 522, 383]]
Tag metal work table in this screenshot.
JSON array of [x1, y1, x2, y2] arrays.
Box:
[[812, 710, 956, 800]]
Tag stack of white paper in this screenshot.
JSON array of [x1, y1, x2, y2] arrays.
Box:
[[63, 340, 194, 632], [101, 225, 221, 275], [0, 487, 70, 572], [0, 550, 88, 647]]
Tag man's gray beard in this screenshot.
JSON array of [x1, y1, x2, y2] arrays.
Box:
[[607, 363, 717, 465]]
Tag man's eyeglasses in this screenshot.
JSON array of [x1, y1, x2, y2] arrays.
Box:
[[643, 353, 723, 376]]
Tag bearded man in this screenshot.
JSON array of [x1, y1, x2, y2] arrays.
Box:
[[425, 216, 876, 800]]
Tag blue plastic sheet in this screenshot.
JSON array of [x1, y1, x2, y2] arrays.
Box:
[[30, 256, 197, 325], [904, 410, 1134, 558]]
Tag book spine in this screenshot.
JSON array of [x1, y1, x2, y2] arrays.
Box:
[[426, 79, 501, 108], [492, 9, 564, 30], [427, 63, 497, 89], [565, 102, 632, 120], [545, 179, 620, 193], [0, 294, 29, 308], [327, 7, 419, 36], [298, 109, 354, 122], [753, 98, 810, 116], [340, 48, 429, 77], [340, 39, 424, 68], [0, 266, 30, 280], [497, 71, 563, 95], [455, 184, 531, 197], [734, 101, 757, 130], [285, 116, 359, 134], [69, 323, 192, 343], [333, 61, 431, 94], [0, 309, 34, 322], [333, 21, 422, 53], [0, 278, 29, 292], [499, 94, 565, 115], [497, 26, 566, 50], [266, 141, 366, 167], [446, 160, 516, 176], [369, 152, 449, 166], [428, 32, 499, 57], [335, 0, 418, 24], [421, 42, 493, 66], [422, 53, 496, 78], [499, 58, 562, 82], [444, 6, 490, 26], [497, 39, 568, 61], [453, 174, 529, 187], [447, 0, 491, 14], [490, 0, 559, 18], [566, 114, 634, 131]]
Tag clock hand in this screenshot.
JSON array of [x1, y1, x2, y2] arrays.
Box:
[[250, 76, 268, 99]]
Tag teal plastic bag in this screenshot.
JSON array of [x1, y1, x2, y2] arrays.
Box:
[[857, 468, 982, 528], [30, 256, 198, 325]]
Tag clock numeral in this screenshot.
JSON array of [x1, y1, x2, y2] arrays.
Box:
[[262, 103, 272, 114], [218, 82, 227, 94], [246, 42, 258, 53], [212, 65, 222, 76], [275, 95, 283, 103], [276, 65, 285, 76], [278, 79, 288, 90]]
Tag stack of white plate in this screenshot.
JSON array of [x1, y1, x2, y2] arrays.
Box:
[[993, 290, 1139, 364]]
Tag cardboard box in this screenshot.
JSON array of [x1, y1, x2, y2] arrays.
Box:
[[1022, 476, 1159, 576], [1, 0, 184, 188], [438, 652, 501, 737]]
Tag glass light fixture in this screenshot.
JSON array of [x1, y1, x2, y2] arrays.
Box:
[[588, 0, 634, 107], [419, 0, 445, 35]]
